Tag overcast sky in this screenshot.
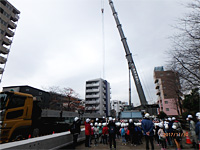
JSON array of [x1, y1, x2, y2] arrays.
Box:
[[1, 0, 191, 106]]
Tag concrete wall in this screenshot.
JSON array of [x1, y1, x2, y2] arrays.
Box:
[[1, 129, 85, 150]]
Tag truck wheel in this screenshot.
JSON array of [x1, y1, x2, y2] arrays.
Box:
[[32, 128, 39, 137]]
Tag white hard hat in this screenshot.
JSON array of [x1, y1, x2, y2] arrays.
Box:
[[95, 122, 98, 126], [86, 118, 90, 123], [196, 112, 200, 117], [109, 117, 112, 121], [96, 118, 99, 121], [168, 117, 172, 121], [172, 124, 177, 129], [121, 123, 124, 127], [102, 123, 106, 126], [113, 118, 116, 121], [90, 123, 93, 126], [187, 115, 193, 118], [115, 122, 121, 126], [145, 113, 150, 118], [172, 117, 176, 120], [129, 119, 133, 123], [74, 117, 79, 122], [164, 124, 169, 129], [99, 123, 102, 126]]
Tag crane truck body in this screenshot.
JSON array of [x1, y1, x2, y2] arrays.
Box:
[[0, 91, 70, 143]]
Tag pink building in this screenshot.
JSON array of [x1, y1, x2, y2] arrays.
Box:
[[154, 66, 181, 116]]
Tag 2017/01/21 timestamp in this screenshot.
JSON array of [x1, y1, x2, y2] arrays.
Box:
[[164, 132, 188, 137]]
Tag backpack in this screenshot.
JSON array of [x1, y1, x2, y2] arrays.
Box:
[[121, 128, 125, 136], [109, 125, 115, 134]]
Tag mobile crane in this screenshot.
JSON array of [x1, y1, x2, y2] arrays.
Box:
[[108, 0, 148, 107]]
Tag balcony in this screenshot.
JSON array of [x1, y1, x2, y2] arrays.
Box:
[[155, 82, 159, 89], [8, 20, 17, 29], [86, 83, 100, 87], [86, 88, 99, 93], [85, 94, 100, 98], [95, 106, 100, 110], [11, 13, 19, 22], [6, 28, 14, 37], [154, 78, 159, 83], [156, 90, 161, 95], [85, 100, 100, 105], [3, 37, 12, 45], [0, 67, 4, 74], [0, 45, 9, 54], [0, 56, 7, 64]]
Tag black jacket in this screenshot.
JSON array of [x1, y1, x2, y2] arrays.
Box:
[[70, 120, 81, 134], [108, 121, 117, 134], [128, 122, 136, 135]]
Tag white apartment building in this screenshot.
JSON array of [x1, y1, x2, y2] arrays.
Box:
[[85, 78, 111, 116], [111, 100, 122, 117]]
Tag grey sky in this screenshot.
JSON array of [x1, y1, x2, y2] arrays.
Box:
[[1, 0, 191, 106]]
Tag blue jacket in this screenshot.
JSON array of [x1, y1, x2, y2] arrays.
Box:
[[141, 118, 154, 136], [195, 121, 200, 140]]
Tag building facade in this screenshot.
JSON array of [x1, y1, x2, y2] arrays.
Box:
[[111, 100, 123, 117], [154, 66, 181, 116], [0, 0, 20, 82], [85, 78, 111, 116]]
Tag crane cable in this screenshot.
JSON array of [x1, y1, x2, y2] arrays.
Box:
[[101, 0, 105, 79]]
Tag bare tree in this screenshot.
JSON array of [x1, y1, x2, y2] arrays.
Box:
[[43, 86, 80, 111], [167, 0, 200, 92]]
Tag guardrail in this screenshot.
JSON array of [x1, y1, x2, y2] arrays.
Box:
[[1, 129, 85, 150]]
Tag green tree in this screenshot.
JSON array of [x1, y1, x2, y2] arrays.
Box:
[[182, 88, 200, 114]]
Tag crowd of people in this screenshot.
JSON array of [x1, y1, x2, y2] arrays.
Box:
[[70, 112, 200, 150]]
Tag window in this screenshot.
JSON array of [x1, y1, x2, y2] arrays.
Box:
[[165, 101, 168, 104], [7, 95, 26, 109], [166, 108, 169, 111]]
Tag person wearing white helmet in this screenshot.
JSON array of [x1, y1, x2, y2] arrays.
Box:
[[98, 123, 103, 143], [172, 117, 183, 150], [90, 123, 94, 145], [120, 123, 127, 145], [187, 115, 198, 149], [93, 122, 99, 146], [158, 123, 167, 150], [102, 122, 108, 144], [70, 117, 81, 149], [85, 118, 91, 147], [108, 116, 117, 149], [195, 114, 200, 148], [128, 118, 136, 146], [166, 117, 173, 146], [141, 113, 154, 150]]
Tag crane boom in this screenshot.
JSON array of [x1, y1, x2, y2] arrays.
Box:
[[108, 0, 147, 106]]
